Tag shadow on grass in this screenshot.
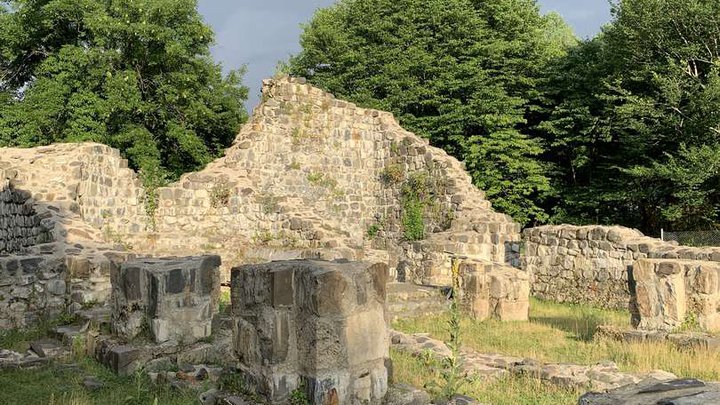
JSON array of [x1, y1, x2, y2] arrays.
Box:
[[530, 313, 605, 342]]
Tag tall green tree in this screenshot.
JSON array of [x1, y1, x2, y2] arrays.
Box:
[[0, 0, 247, 183], [288, 0, 570, 225], [541, 0, 720, 232]]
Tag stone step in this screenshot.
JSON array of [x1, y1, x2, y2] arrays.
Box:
[[387, 283, 449, 302], [76, 306, 111, 329], [387, 283, 450, 321], [51, 324, 86, 344]]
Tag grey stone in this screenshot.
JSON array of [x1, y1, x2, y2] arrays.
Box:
[[382, 384, 432, 405], [29, 338, 64, 358], [82, 376, 105, 392], [579, 378, 720, 405]]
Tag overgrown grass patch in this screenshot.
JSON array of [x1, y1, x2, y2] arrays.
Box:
[[393, 298, 720, 381], [0, 357, 198, 405]]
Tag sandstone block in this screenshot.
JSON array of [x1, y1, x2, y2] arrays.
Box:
[[460, 260, 529, 322], [230, 259, 389, 405]]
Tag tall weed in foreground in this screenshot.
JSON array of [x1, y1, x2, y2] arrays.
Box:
[[427, 256, 467, 400]]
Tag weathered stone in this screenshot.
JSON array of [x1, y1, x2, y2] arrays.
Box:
[[632, 259, 720, 332], [231, 259, 389, 405], [29, 338, 64, 358], [579, 378, 720, 405], [111, 255, 221, 344], [460, 260, 529, 322]]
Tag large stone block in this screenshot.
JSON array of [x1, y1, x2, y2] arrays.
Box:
[[460, 260, 529, 322], [633, 258, 720, 332], [110, 255, 220, 344], [230, 259, 389, 405]]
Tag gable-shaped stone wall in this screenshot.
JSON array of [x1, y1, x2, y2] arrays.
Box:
[[0, 77, 520, 286]]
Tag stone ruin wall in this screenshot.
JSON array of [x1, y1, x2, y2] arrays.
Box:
[[143, 77, 520, 285], [0, 144, 148, 328], [523, 225, 720, 310], [0, 177, 53, 253], [0, 77, 521, 289]]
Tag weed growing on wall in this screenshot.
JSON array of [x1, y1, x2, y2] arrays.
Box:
[[139, 167, 168, 232], [210, 181, 232, 208], [400, 169, 452, 241]]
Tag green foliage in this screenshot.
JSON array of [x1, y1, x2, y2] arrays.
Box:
[[307, 172, 337, 188], [289, 382, 311, 405], [0, 0, 248, 185], [540, 0, 720, 233], [288, 0, 561, 226], [399, 170, 453, 241], [401, 196, 425, 241], [367, 222, 383, 239], [0, 357, 197, 405], [435, 257, 467, 399], [380, 164, 404, 185]]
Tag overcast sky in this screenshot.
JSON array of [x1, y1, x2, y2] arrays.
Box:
[[197, 0, 612, 108]]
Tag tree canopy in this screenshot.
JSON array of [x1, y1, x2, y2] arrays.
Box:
[[291, 0, 720, 234], [0, 0, 248, 184], [288, 0, 576, 226], [541, 0, 720, 232]]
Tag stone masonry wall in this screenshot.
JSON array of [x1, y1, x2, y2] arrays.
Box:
[[0, 178, 53, 253], [0, 77, 520, 286], [523, 225, 720, 309], [144, 77, 520, 285], [0, 143, 148, 238]]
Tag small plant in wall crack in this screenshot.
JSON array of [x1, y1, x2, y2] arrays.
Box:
[[210, 181, 232, 208], [289, 381, 311, 405]]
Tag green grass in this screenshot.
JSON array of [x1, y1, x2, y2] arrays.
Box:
[[0, 313, 77, 352], [391, 350, 583, 405], [0, 357, 199, 405], [393, 297, 720, 381]]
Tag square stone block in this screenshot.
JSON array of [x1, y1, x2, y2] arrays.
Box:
[[460, 260, 529, 322], [230, 260, 389, 404], [110, 255, 220, 344]]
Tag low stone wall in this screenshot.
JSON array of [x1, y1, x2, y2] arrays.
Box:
[[523, 225, 652, 309], [0, 254, 67, 328], [231, 260, 389, 404], [0, 245, 133, 328], [523, 225, 720, 310]]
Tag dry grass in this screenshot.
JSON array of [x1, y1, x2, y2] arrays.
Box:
[[393, 298, 720, 381]]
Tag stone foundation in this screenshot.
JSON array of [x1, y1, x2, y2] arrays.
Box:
[[460, 260, 529, 321], [231, 259, 389, 404], [110, 255, 221, 344]]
